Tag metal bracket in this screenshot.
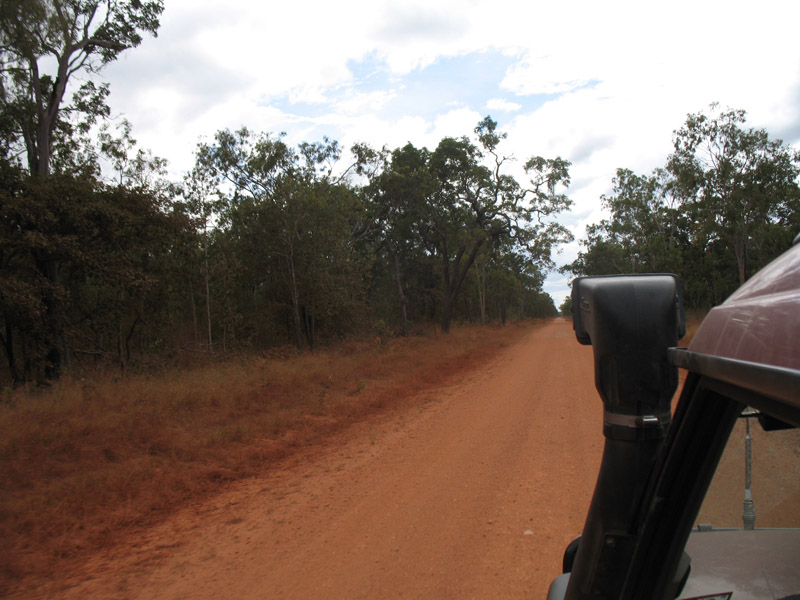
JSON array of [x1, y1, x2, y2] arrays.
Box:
[[604, 410, 671, 429]]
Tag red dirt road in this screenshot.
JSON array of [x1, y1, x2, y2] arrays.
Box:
[[22, 319, 604, 599]]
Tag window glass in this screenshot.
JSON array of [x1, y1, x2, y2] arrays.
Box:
[[696, 412, 800, 530]]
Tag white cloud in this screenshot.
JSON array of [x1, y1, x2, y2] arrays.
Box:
[[430, 107, 484, 141], [486, 98, 522, 113], [334, 90, 397, 115], [502, 54, 596, 96], [331, 108, 485, 159], [377, 4, 469, 44], [94, 0, 800, 303]]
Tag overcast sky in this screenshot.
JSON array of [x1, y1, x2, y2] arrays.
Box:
[[99, 0, 800, 305]]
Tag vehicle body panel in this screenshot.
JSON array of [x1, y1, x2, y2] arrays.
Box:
[[689, 243, 800, 371]]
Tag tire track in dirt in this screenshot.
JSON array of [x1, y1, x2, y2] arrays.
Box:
[[21, 318, 604, 599]]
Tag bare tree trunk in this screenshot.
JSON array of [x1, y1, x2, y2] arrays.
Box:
[[203, 231, 213, 353], [734, 238, 747, 285], [29, 53, 69, 378], [189, 278, 198, 344], [440, 293, 455, 334], [116, 291, 126, 374], [125, 314, 140, 367], [2, 319, 21, 384], [303, 306, 315, 351], [476, 259, 487, 324], [440, 242, 484, 334], [38, 257, 68, 378], [288, 250, 303, 351], [393, 252, 408, 335]]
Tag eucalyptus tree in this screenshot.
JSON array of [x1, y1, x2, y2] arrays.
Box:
[[195, 129, 370, 350], [0, 159, 185, 381], [567, 105, 800, 308], [590, 168, 684, 274], [369, 143, 434, 331], [565, 222, 628, 276], [0, 0, 163, 175], [668, 104, 800, 285], [373, 117, 572, 332], [431, 118, 571, 332], [0, 0, 164, 376], [185, 158, 229, 351]]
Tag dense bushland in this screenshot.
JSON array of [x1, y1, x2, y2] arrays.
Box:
[[565, 104, 800, 307], [4, 3, 799, 384], [0, 1, 564, 383]]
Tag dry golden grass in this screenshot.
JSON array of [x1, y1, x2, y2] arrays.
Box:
[[682, 309, 708, 346], [0, 322, 533, 587]]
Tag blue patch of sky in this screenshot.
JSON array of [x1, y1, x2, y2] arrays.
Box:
[[347, 51, 386, 83], [360, 51, 559, 121], [266, 50, 570, 124]]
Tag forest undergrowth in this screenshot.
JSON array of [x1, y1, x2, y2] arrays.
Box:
[[0, 321, 534, 588]]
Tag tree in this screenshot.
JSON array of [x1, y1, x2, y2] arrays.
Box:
[[669, 104, 800, 285], [195, 128, 369, 351], [567, 168, 685, 277], [66, 183, 183, 372], [183, 163, 222, 352], [0, 158, 47, 382], [565, 222, 627, 277], [481, 243, 530, 323], [559, 295, 572, 317], [0, 162, 184, 382], [370, 143, 436, 331], [0, 0, 164, 176], [601, 168, 684, 273], [566, 105, 800, 309], [0, 0, 164, 377], [377, 117, 573, 333]]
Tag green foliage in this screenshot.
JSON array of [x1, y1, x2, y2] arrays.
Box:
[[192, 128, 369, 351], [559, 296, 572, 317], [0, 0, 165, 380], [372, 116, 572, 332], [0, 160, 191, 382], [1, 103, 571, 381], [0, 0, 164, 176], [566, 105, 800, 308], [669, 104, 800, 285]]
